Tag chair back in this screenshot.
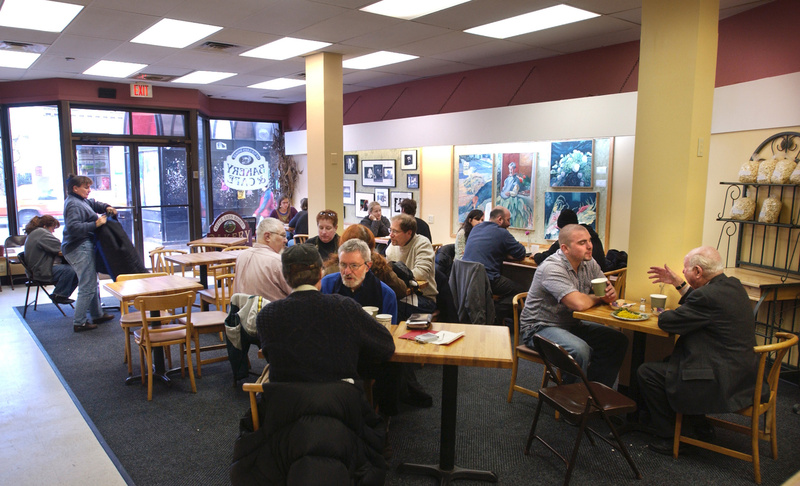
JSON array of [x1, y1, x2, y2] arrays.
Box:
[[223, 245, 250, 251], [604, 268, 627, 299], [293, 234, 309, 244], [754, 332, 798, 408], [512, 292, 526, 348], [213, 272, 236, 311], [533, 334, 591, 387], [242, 216, 257, 244], [134, 290, 195, 340], [16, 251, 33, 278], [149, 247, 187, 274], [4, 235, 26, 250], [189, 243, 228, 253]]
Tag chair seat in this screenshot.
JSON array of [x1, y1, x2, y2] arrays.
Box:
[[516, 344, 540, 360], [198, 288, 215, 302], [179, 311, 227, 329], [539, 382, 637, 418], [134, 325, 186, 343]]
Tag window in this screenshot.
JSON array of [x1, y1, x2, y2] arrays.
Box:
[[71, 108, 186, 136]]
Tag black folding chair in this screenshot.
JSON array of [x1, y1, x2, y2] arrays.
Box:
[[18, 252, 73, 318]]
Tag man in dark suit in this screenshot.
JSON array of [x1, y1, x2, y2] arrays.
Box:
[[638, 246, 759, 454]]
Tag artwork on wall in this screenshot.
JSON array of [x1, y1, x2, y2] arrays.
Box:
[[343, 179, 355, 205], [375, 188, 389, 207], [356, 192, 373, 218], [407, 173, 419, 189], [543, 191, 598, 240], [362, 159, 396, 187], [344, 154, 358, 175], [454, 153, 494, 226], [494, 152, 535, 229], [391, 191, 412, 217], [401, 150, 417, 170], [549, 139, 594, 187]]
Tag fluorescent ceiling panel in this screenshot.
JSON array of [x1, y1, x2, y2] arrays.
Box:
[[84, 60, 148, 78], [240, 37, 331, 61], [131, 19, 223, 49], [249, 78, 306, 90], [172, 71, 236, 84], [343, 51, 418, 69], [0, 51, 40, 69], [0, 0, 83, 33], [360, 0, 471, 20], [465, 4, 599, 39]]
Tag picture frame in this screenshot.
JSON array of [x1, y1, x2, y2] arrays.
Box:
[[543, 191, 599, 239], [344, 154, 358, 175], [549, 139, 594, 187], [494, 152, 535, 229], [401, 150, 417, 171], [343, 179, 355, 205], [453, 153, 494, 233], [362, 159, 396, 187], [406, 173, 419, 189], [375, 188, 389, 207], [356, 192, 373, 218], [391, 191, 412, 217]]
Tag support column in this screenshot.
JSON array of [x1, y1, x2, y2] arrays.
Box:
[[626, 0, 719, 305], [305, 52, 343, 236]]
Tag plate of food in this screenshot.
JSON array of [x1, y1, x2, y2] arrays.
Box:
[[611, 309, 650, 321]]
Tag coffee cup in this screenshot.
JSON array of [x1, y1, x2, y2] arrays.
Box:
[[375, 313, 392, 328], [650, 294, 667, 312], [363, 306, 379, 317], [591, 277, 608, 296]]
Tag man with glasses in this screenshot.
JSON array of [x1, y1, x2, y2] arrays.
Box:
[[232, 217, 292, 302], [386, 213, 438, 320]]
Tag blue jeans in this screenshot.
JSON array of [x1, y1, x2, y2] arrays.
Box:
[[51, 263, 78, 299], [63, 240, 104, 325], [522, 320, 628, 388]]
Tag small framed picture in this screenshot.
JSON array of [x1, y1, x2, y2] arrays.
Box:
[[401, 150, 417, 170], [375, 188, 389, 207], [344, 154, 358, 175], [343, 179, 355, 205], [406, 173, 419, 189], [356, 192, 373, 218], [362, 159, 396, 187], [391, 191, 412, 217]]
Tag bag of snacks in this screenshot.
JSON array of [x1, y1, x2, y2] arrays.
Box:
[[790, 164, 800, 184], [758, 197, 782, 223], [730, 197, 756, 220], [771, 158, 796, 184], [738, 160, 759, 183], [757, 158, 777, 184]]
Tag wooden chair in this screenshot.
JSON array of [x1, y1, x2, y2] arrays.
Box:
[[604, 268, 627, 299], [432, 243, 443, 254], [133, 290, 197, 400], [293, 234, 309, 244], [223, 245, 250, 251], [188, 242, 228, 278], [507, 292, 548, 402], [117, 272, 169, 376], [180, 271, 235, 377], [199, 262, 236, 310], [4, 235, 27, 290], [525, 335, 641, 486], [243, 365, 271, 431], [149, 247, 187, 275], [672, 332, 799, 484], [18, 251, 73, 318]]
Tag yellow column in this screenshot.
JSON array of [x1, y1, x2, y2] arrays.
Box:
[[626, 0, 719, 305], [305, 52, 343, 236]]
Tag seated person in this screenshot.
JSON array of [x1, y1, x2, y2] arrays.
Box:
[[23, 215, 78, 305], [533, 208, 610, 271], [386, 213, 438, 320], [454, 209, 484, 261], [286, 197, 308, 244], [305, 209, 340, 261], [638, 246, 759, 454], [360, 201, 391, 238], [519, 224, 627, 388], [399, 198, 431, 242], [232, 217, 292, 301]]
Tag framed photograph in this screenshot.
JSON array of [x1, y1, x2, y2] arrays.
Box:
[[362, 159, 396, 187], [543, 191, 598, 240], [343, 179, 355, 205], [344, 154, 358, 175], [453, 153, 494, 232], [495, 152, 535, 229], [356, 192, 373, 218], [406, 173, 419, 189], [401, 150, 417, 171], [391, 191, 412, 217], [550, 139, 594, 187], [375, 188, 389, 207]]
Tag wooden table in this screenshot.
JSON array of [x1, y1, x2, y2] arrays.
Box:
[[104, 275, 203, 384], [188, 236, 248, 247], [165, 249, 244, 288], [390, 321, 512, 484]]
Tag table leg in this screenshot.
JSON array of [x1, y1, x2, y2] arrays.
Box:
[[614, 330, 649, 433], [397, 365, 498, 485], [199, 264, 209, 289]]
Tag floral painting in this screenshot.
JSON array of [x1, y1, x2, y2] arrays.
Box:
[[494, 152, 535, 229], [455, 154, 493, 224], [543, 192, 598, 240], [550, 140, 593, 187]]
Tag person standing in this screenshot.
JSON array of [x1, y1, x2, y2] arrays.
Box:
[[61, 174, 115, 332], [23, 215, 77, 305]]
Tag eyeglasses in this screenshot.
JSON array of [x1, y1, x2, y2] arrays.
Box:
[[269, 231, 287, 239], [389, 228, 405, 234], [318, 211, 337, 217], [339, 262, 366, 272]]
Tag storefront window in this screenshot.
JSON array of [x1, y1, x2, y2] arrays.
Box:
[[71, 108, 186, 137], [0, 122, 7, 241], [198, 116, 209, 233]]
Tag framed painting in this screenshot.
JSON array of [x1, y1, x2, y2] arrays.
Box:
[[550, 139, 594, 187], [375, 188, 389, 207], [362, 159, 396, 187], [494, 152, 535, 229], [343, 179, 355, 205], [391, 191, 412, 217], [344, 154, 358, 175], [406, 173, 419, 189], [454, 153, 494, 227], [401, 150, 417, 170], [543, 191, 598, 240], [356, 192, 373, 218]]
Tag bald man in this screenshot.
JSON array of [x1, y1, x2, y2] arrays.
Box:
[[639, 246, 759, 454]]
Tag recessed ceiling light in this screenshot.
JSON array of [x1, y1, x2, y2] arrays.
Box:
[[131, 19, 222, 49], [240, 37, 331, 61], [249, 78, 306, 90], [172, 71, 236, 84], [0, 0, 83, 33], [343, 51, 418, 70], [360, 0, 470, 20], [0, 51, 40, 69], [465, 4, 598, 39], [83, 60, 148, 78]]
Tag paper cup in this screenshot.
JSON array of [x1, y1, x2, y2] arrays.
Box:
[[362, 306, 379, 317], [591, 277, 608, 296], [375, 314, 392, 328], [650, 294, 667, 311]]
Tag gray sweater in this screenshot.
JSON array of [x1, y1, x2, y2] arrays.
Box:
[[61, 193, 110, 254], [24, 228, 62, 281]]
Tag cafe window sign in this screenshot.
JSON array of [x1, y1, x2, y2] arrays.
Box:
[[223, 146, 268, 190]]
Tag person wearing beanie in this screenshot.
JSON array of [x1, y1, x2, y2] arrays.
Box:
[[533, 208, 610, 270]]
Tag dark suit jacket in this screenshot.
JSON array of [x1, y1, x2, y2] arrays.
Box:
[[658, 273, 758, 414]]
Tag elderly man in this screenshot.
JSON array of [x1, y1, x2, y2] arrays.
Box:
[[519, 224, 627, 388], [232, 217, 291, 301], [386, 213, 438, 319], [638, 246, 759, 454]]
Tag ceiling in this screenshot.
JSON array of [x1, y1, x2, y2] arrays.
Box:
[[0, 0, 772, 104]]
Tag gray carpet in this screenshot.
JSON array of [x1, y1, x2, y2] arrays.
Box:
[[20, 302, 800, 485]]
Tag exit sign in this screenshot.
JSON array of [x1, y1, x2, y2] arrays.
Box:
[[130, 83, 152, 98]]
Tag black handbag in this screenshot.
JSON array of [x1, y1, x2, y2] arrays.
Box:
[[390, 261, 419, 293]]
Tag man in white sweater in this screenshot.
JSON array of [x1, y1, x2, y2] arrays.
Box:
[[386, 213, 438, 319]]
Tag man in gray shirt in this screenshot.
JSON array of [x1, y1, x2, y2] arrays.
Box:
[[519, 224, 627, 387]]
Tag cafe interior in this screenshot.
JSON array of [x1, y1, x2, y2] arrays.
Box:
[[1, 0, 799, 484]]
